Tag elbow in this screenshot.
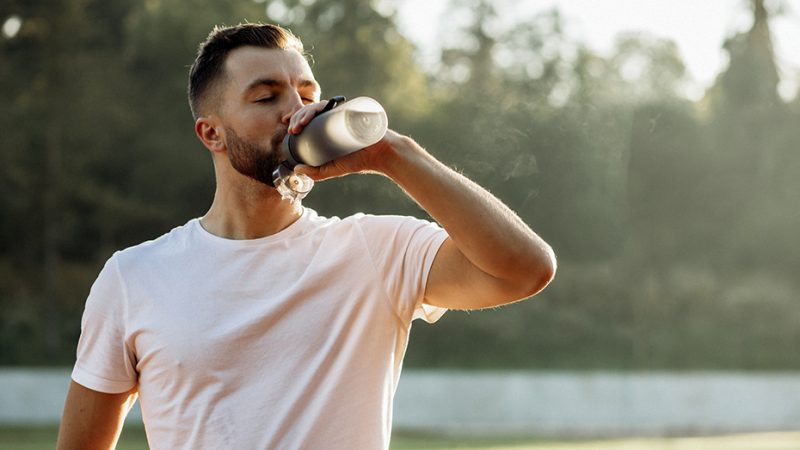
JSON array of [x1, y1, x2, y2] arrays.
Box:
[[485, 246, 557, 308], [465, 245, 557, 310], [516, 245, 557, 299], [533, 254, 557, 296]]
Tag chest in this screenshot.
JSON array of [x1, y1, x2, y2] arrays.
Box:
[[124, 237, 396, 385]]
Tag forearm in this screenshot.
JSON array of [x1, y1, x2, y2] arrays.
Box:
[[379, 136, 556, 293]]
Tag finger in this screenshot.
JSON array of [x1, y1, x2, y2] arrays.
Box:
[[294, 163, 334, 182], [289, 110, 311, 134], [293, 164, 317, 177], [294, 159, 349, 182], [298, 108, 316, 126], [289, 101, 330, 134]]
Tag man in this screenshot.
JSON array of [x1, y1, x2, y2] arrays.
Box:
[[57, 23, 556, 450]]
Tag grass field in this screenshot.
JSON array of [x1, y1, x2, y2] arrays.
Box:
[[4, 426, 800, 449]]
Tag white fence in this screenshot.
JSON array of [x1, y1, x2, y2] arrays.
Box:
[[3, 369, 800, 437], [393, 370, 800, 436]]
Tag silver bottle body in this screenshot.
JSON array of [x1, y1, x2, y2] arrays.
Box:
[[281, 97, 388, 168]]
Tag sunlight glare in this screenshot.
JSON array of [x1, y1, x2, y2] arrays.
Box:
[[2, 15, 22, 39]]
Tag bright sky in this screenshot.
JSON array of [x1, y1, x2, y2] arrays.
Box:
[[394, 0, 800, 101]]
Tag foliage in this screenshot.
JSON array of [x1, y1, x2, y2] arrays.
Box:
[[0, 0, 798, 369]]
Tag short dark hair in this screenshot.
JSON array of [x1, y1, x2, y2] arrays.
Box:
[[188, 23, 305, 120]]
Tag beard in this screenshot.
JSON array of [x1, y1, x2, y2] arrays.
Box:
[[225, 126, 286, 188]]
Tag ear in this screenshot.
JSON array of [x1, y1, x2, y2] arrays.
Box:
[[195, 117, 226, 154]]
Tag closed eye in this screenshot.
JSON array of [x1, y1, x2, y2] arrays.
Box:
[[255, 97, 275, 103]]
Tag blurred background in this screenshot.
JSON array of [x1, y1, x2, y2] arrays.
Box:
[[1, 0, 800, 446]]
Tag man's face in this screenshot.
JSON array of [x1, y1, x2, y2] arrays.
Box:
[[216, 47, 320, 186]]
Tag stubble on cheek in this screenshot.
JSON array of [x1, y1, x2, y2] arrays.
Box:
[[226, 127, 287, 188]]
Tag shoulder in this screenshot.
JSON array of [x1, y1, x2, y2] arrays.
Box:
[[311, 211, 419, 236], [344, 212, 442, 235], [113, 219, 197, 270], [302, 209, 441, 246], [339, 212, 434, 229], [334, 212, 445, 250]]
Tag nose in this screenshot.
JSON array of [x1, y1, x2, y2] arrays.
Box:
[[280, 92, 305, 126]]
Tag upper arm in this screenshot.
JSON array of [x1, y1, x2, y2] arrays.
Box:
[[56, 381, 138, 450], [423, 238, 539, 310]]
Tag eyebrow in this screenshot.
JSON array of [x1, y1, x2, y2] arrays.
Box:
[[243, 78, 321, 96]]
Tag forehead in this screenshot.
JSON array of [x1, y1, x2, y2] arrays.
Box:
[[223, 46, 317, 94]]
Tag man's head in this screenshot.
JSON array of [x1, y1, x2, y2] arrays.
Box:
[[188, 23, 306, 121], [188, 23, 320, 188]]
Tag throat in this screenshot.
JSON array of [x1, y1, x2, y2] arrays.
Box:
[[201, 186, 303, 240]]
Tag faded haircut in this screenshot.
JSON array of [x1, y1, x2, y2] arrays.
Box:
[[188, 23, 305, 120]]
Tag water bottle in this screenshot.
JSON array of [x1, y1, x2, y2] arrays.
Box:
[[281, 96, 388, 167], [273, 96, 388, 202]]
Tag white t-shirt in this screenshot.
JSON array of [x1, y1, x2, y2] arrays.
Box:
[[71, 208, 448, 450]]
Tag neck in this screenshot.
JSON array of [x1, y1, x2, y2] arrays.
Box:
[[201, 174, 303, 240]]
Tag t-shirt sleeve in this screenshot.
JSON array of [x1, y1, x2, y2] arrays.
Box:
[[354, 214, 449, 324], [71, 254, 138, 393]]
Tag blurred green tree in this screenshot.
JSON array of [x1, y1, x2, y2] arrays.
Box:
[[703, 0, 798, 275], [1, 0, 146, 362]]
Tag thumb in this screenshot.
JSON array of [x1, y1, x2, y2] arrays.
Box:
[[293, 163, 341, 182], [294, 149, 367, 181], [292, 164, 318, 178]]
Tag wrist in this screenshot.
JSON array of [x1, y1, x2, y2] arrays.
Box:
[[374, 133, 432, 181]]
